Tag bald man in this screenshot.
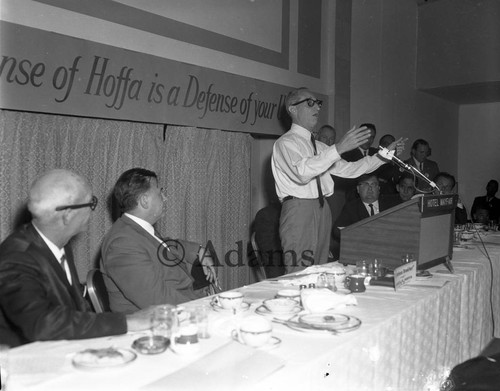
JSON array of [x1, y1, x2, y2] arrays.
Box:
[[0, 169, 153, 347]]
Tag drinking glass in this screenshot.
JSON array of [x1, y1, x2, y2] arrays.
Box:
[[355, 260, 368, 276], [194, 305, 210, 339], [151, 304, 178, 339], [401, 253, 414, 264]]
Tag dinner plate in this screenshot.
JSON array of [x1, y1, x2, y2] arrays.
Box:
[[72, 348, 137, 370], [231, 330, 281, 350], [211, 301, 250, 313], [255, 304, 301, 319], [298, 313, 350, 328], [284, 314, 362, 334]]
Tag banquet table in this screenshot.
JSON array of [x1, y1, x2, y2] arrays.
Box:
[[4, 231, 500, 391]]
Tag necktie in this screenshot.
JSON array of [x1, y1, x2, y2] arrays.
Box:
[[310, 134, 324, 208], [60, 254, 72, 284], [419, 162, 423, 171], [363, 150, 367, 157], [369, 203, 375, 216]]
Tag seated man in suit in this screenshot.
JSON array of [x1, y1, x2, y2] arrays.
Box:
[[395, 174, 416, 203], [0, 169, 152, 347], [471, 179, 500, 223], [340, 123, 379, 201], [100, 168, 216, 314], [404, 139, 440, 193], [316, 124, 336, 146], [331, 174, 399, 259], [433, 172, 468, 225]]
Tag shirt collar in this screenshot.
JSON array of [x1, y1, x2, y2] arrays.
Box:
[[124, 213, 156, 237], [32, 222, 65, 261], [290, 123, 313, 139]]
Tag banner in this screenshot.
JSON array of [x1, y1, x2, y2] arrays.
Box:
[[0, 21, 327, 135]]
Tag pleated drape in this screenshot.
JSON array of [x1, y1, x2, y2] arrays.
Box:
[[0, 110, 252, 290]]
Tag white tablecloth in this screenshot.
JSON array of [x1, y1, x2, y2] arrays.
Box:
[[5, 234, 500, 391]]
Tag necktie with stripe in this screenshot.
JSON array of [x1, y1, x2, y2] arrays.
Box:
[[369, 203, 375, 216]]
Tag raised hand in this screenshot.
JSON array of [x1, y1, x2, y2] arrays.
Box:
[[335, 126, 371, 155]]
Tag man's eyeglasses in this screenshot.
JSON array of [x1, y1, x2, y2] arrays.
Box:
[[55, 195, 98, 211], [290, 98, 323, 109]]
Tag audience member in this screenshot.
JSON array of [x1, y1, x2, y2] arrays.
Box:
[[404, 139, 440, 193], [471, 179, 500, 223], [100, 168, 216, 314], [331, 174, 400, 259], [341, 123, 379, 200], [433, 172, 468, 224], [271, 88, 402, 272], [374, 133, 400, 195], [396, 174, 416, 203], [316, 124, 336, 146], [0, 169, 153, 347], [253, 202, 285, 278]]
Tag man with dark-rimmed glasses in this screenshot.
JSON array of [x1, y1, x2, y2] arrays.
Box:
[[0, 169, 154, 346], [271, 87, 404, 272]]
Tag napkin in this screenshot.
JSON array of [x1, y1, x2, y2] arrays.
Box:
[[301, 288, 357, 313], [142, 342, 285, 391]]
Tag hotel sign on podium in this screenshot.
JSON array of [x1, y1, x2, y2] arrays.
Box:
[[339, 194, 458, 271]]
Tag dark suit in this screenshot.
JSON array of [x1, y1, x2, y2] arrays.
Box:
[[338, 147, 379, 201], [471, 196, 500, 223], [331, 196, 399, 259], [100, 215, 204, 314], [403, 158, 439, 192], [0, 223, 126, 347]]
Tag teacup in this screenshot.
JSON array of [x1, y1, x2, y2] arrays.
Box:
[[217, 291, 244, 310], [276, 289, 301, 304], [238, 316, 272, 347], [345, 274, 366, 293], [263, 298, 297, 314]]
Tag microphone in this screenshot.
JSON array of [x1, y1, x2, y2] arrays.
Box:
[[378, 147, 440, 192]]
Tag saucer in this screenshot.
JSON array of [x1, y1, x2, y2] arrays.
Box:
[[72, 348, 136, 370], [255, 304, 301, 319], [231, 330, 281, 350], [211, 301, 250, 313]]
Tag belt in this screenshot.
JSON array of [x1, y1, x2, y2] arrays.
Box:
[[282, 196, 325, 203]]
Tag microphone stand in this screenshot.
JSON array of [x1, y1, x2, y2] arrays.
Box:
[[378, 147, 441, 193]]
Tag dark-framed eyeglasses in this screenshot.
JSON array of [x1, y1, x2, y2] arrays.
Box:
[[290, 98, 323, 109], [55, 195, 98, 211]]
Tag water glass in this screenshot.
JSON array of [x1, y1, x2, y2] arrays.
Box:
[[0, 344, 9, 390], [355, 260, 368, 276], [151, 304, 178, 339], [401, 253, 414, 264], [194, 305, 210, 339]]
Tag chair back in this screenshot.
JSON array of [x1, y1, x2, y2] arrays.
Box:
[[86, 269, 110, 313], [250, 232, 267, 282]]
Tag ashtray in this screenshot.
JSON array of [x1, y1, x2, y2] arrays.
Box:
[[132, 336, 170, 355]]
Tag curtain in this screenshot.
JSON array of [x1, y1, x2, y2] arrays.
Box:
[[0, 110, 252, 290]]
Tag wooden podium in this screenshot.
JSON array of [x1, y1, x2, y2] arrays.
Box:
[[339, 194, 458, 270]]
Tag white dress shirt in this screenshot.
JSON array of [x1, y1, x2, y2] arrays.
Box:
[[271, 124, 385, 200], [33, 223, 72, 284], [124, 213, 164, 244], [363, 200, 380, 216]]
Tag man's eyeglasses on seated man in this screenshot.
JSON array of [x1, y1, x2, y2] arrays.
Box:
[[55, 195, 98, 211], [290, 98, 323, 109]]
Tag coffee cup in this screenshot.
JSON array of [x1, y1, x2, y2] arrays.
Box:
[[276, 289, 301, 304], [345, 274, 366, 293], [238, 316, 272, 348], [217, 291, 244, 310]]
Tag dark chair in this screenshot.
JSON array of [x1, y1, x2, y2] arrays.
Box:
[[250, 232, 268, 282], [86, 269, 110, 313]]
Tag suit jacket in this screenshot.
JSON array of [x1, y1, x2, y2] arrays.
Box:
[[0, 223, 126, 347], [100, 215, 203, 313], [403, 158, 440, 192], [338, 147, 380, 200]]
